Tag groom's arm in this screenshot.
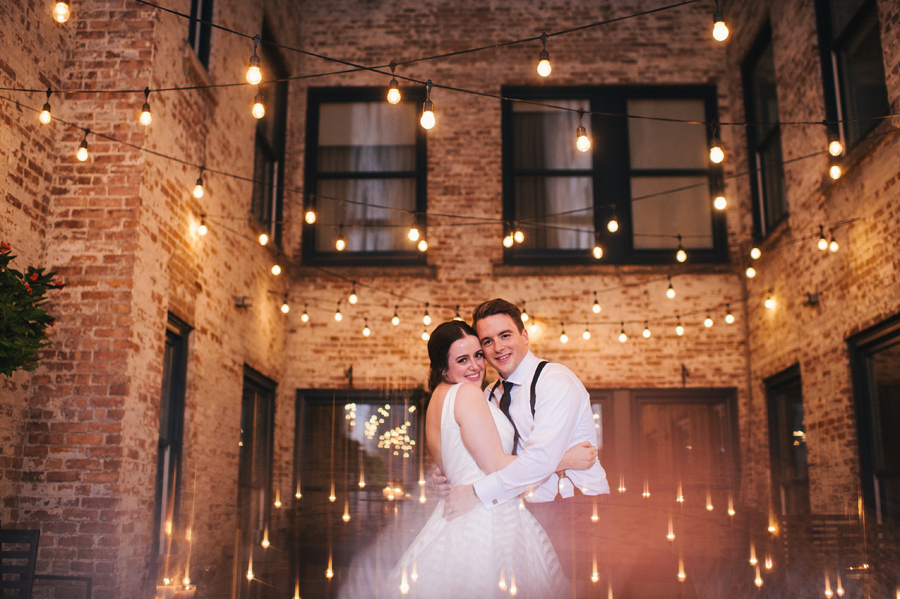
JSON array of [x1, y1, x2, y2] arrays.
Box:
[[472, 367, 586, 508]]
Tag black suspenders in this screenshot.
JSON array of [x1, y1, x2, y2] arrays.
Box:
[[490, 361, 549, 450]]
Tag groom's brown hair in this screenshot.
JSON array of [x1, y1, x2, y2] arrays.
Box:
[[471, 298, 525, 333]]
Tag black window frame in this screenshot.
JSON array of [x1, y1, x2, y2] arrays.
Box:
[[302, 86, 428, 267], [187, 0, 213, 69], [765, 364, 810, 517], [250, 25, 289, 247], [501, 85, 727, 266], [814, 0, 890, 150]]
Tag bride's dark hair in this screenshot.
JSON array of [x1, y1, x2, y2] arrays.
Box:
[[427, 321, 479, 391]]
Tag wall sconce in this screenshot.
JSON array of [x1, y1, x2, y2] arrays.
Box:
[[234, 296, 253, 308]]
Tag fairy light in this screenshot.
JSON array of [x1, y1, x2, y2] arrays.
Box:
[[618, 323, 627, 343], [765, 553, 773, 570], [559, 323, 568, 344], [828, 131, 843, 156], [362, 319, 371, 337], [387, 62, 401, 104], [750, 246, 762, 260], [725, 305, 735, 324], [749, 542, 758, 566], [391, 306, 400, 326], [251, 93, 266, 119], [607, 215, 619, 233], [642, 479, 650, 498], [520, 302, 529, 322], [192, 167, 205, 199], [537, 32, 551, 77], [666, 277, 676, 299], [676, 235, 687, 262], [503, 227, 514, 248], [197, 217, 208, 237], [281, 298, 290, 314], [408, 225, 420, 242], [342, 500, 351, 522], [348, 284, 358, 305], [830, 163, 842, 180], [301, 304, 309, 323], [304, 209, 317, 224], [256, 233, 268, 246], [642, 322, 651, 338], [420, 80, 435, 130], [53, 1, 70, 22], [675, 316, 684, 336], [706, 489, 714, 511], [246, 35, 262, 85], [754, 564, 763, 587], [335, 225, 346, 251], [835, 573, 844, 596], [712, 1, 728, 41], [704, 314, 713, 328], [334, 301, 342, 321], [591, 501, 599, 522], [728, 496, 735, 516], [422, 303, 431, 325], [246, 556, 254, 581], [677, 558, 686, 582], [421, 327, 429, 341], [709, 133, 725, 163], [667, 515, 675, 541], [824, 572, 833, 598], [592, 242, 603, 259], [746, 266, 757, 278], [582, 327, 591, 340], [261, 528, 270, 548], [139, 87, 153, 126], [76, 130, 90, 162], [818, 225, 829, 251], [765, 292, 776, 310], [39, 90, 53, 124], [713, 193, 727, 210], [417, 238, 428, 252], [576, 110, 591, 152], [271, 264, 281, 276], [592, 292, 601, 314]]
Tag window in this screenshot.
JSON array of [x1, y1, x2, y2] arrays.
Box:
[[502, 86, 726, 265], [251, 27, 289, 246], [815, 0, 890, 148], [303, 87, 428, 265], [743, 25, 788, 238], [766, 365, 810, 516], [187, 0, 213, 69], [152, 316, 190, 578]]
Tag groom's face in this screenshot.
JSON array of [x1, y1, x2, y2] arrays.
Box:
[[475, 313, 529, 380]]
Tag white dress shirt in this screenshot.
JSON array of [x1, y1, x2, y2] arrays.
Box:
[[473, 351, 610, 507]]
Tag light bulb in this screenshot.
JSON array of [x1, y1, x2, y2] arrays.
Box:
[[304, 210, 317, 224], [830, 164, 842, 180], [261, 538, 270, 548], [349, 288, 358, 304], [750, 247, 761, 260], [829, 236, 839, 252], [335, 306, 343, 321], [537, 53, 551, 78], [421, 328, 429, 341], [513, 229, 525, 244], [709, 140, 725, 163], [521, 309, 529, 323], [592, 244, 603, 259], [529, 322, 538, 334], [40, 104, 52, 125], [76, 139, 89, 162], [704, 315, 713, 328], [725, 309, 735, 324], [391, 308, 400, 326], [828, 139, 843, 156], [408, 227, 420, 241], [192, 175, 204, 199], [560, 330, 569, 344], [765, 294, 776, 310], [618, 326, 627, 343], [607, 217, 619, 233], [271, 264, 281, 275], [336, 237, 346, 251], [576, 126, 591, 152], [714, 194, 727, 210], [387, 78, 401, 104], [642, 324, 651, 338], [420, 100, 435, 130], [417, 239, 428, 252], [676, 248, 687, 263], [281, 302, 290, 314], [301, 307, 309, 323], [746, 266, 757, 278], [712, 10, 729, 41], [252, 94, 266, 119], [140, 102, 152, 126], [593, 300, 601, 314], [676, 321, 684, 336], [197, 220, 208, 237], [667, 280, 676, 299], [247, 39, 262, 85], [582, 328, 591, 340], [363, 322, 371, 337], [818, 234, 828, 251], [53, 1, 70, 22], [503, 233, 514, 248], [423, 308, 431, 326]]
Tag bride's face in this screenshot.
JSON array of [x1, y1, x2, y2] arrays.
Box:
[[443, 334, 485, 386]]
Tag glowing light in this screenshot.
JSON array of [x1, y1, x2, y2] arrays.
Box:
[[675, 319, 684, 336], [582, 328, 591, 341], [593, 295, 601, 313], [642, 323, 651, 338], [642, 479, 651, 498], [618, 326, 627, 343], [251, 94, 265, 119], [342, 501, 351, 522], [387, 78, 401, 105], [559, 326, 568, 344], [746, 266, 757, 278], [750, 247, 761, 260], [829, 236, 839, 252], [335, 236, 346, 251], [824, 572, 833, 598], [53, 2, 70, 22], [666, 278, 676, 299], [408, 227, 420, 242], [498, 572, 507, 591], [537, 34, 551, 77], [750, 542, 758, 566], [304, 210, 317, 224], [420, 84, 436, 129], [423, 306, 432, 325], [197, 220, 208, 237], [281, 301, 290, 314], [246, 37, 262, 85], [728, 496, 735, 516], [40, 104, 52, 125], [334, 304, 342, 321], [818, 227, 829, 251], [828, 139, 843, 157], [765, 293, 776, 310], [592, 244, 603, 259], [709, 139, 725, 163], [714, 194, 727, 210], [300, 306, 309, 323], [400, 568, 410, 594], [391, 308, 400, 326], [576, 126, 591, 152], [706, 489, 713, 511], [503, 232, 514, 248], [139, 93, 153, 126], [677, 559, 686, 582], [676, 247, 687, 263], [417, 239, 428, 252], [607, 217, 619, 233], [76, 138, 89, 162], [421, 328, 429, 341], [348, 288, 358, 305], [258, 233, 269, 246], [591, 501, 599, 522], [271, 264, 281, 276], [667, 515, 675, 541], [725, 307, 735, 324], [830, 164, 842, 180], [704, 314, 713, 328], [514, 228, 525, 243], [618, 474, 626, 493], [765, 554, 773, 570], [712, 9, 729, 41], [362, 321, 371, 337], [755, 564, 763, 587]]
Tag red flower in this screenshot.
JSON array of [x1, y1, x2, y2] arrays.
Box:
[[24, 282, 32, 295], [30, 272, 38, 281], [0, 242, 10, 254]]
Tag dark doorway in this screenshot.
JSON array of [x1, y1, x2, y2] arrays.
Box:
[[766, 365, 810, 516]]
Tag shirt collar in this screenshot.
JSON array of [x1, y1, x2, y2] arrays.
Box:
[[504, 351, 539, 387]]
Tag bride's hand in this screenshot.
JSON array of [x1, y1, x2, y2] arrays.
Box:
[[557, 441, 597, 471], [443, 483, 478, 520], [431, 466, 451, 499]]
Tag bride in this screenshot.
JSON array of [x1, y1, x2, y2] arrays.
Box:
[[379, 321, 595, 598]]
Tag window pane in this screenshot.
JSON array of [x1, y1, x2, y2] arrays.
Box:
[[631, 176, 712, 249], [757, 132, 787, 232], [512, 100, 591, 170], [316, 178, 416, 252], [749, 43, 780, 140], [827, 0, 867, 37], [514, 175, 593, 250], [319, 102, 417, 163], [838, 7, 890, 145], [627, 99, 707, 170]]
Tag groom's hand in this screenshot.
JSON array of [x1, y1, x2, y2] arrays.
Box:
[[443, 483, 478, 520], [431, 466, 451, 499]]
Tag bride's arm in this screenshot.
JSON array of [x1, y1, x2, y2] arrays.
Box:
[[454, 383, 516, 474]]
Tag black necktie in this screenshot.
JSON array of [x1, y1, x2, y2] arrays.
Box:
[[498, 381, 520, 455]]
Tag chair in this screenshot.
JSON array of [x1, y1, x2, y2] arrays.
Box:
[[0, 528, 40, 598]]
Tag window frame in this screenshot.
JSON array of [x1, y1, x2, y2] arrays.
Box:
[[187, 0, 213, 69], [302, 86, 428, 266], [501, 85, 727, 265]]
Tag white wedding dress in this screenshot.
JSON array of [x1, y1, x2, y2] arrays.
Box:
[[379, 383, 570, 599]]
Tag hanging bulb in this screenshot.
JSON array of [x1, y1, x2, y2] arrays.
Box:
[[830, 164, 842, 180], [53, 1, 70, 22], [709, 136, 725, 163], [422, 304, 431, 326], [192, 167, 205, 199], [537, 32, 551, 77], [417, 238, 428, 252], [704, 314, 713, 328], [750, 247, 761, 260], [513, 225, 525, 244], [281, 299, 290, 314], [39, 89, 53, 124], [712, 4, 729, 41], [817, 225, 829, 251], [252, 93, 266, 119], [559, 324, 568, 344], [420, 80, 435, 130], [301, 304, 309, 323], [76, 131, 89, 162], [746, 266, 757, 278], [387, 62, 402, 104], [765, 293, 776, 310], [391, 307, 400, 326], [408, 226, 420, 241], [666, 277, 676, 299], [642, 322, 651, 338], [828, 131, 843, 157], [829, 234, 839, 253], [529, 320, 538, 334], [304, 209, 317, 224], [258, 233, 269, 246], [197, 217, 208, 237], [421, 327, 429, 341], [246, 35, 262, 85], [592, 243, 603, 259], [675, 317, 684, 336], [336, 225, 346, 251], [607, 215, 619, 233], [713, 194, 727, 210], [521, 302, 529, 322], [618, 323, 627, 343], [139, 87, 152, 126], [349, 285, 358, 305], [676, 235, 687, 263], [592, 292, 601, 314], [576, 115, 591, 152], [725, 306, 735, 324], [582, 327, 591, 340], [271, 264, 281, 275], [362, 319, 371, 337], [503, 231, 514, 248], [335, 302, 343, 321]]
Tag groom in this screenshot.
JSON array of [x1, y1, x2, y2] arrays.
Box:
[[438, 298, 609, 589]]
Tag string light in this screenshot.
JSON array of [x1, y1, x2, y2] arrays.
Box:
[[348, 284, 358, 305], [258, 233, 269, 246], [270, 264, 281, 275], [304, 209, 317, 224], [746, 266, 757, 278], [666, 277, 675, 299], [536, 32, 551, 77], [335, 225, 346, 251], [281, 297, 290, 314], [520, 302, 529, 322], [618, 323, 627, 343], [607, 214, 619, 233], [712, 1, 728, 41], [197, 217, 208, 237], [246, 35, 262, 85], [408, 224, 420, 242], [704, 314, 713, 328], [582, 327, 591, 340], [76, 130, 90, 161], [675, 317, 684, 336], [676, 235, 687, 262], [765, 292, 776, 310], [362, 319, 371, 337], [513, 224, 525, 244], [421, 327, 429, 341], [334, 301, 343, 321], [252, 93, 266, 119], [192, 167, 205, 199], [576, 110, 591, 152], [709, 132, 725, 163], [391, 306, 400, 326], [830, 163, 842, 180], [725, 305, 735, 324], [593, 233, 603, 259], [829, 233, 839, 252], [420, 80, 435, 130], [422, 303, 431, 325], [592, 292, 601, 314], [750, 246, 761, 260], [713, 193, 727, 210], [559, 323, 568, 344], [52, 1, 70, 23], [387, 61, 401, 104], [642, 322, 651, 338], [503, 224, 515, 248], [39, 89, 52, 124], [828, 130, 843, 156], [417, 238, 428, 252], [139, 87, 152, 126], [301, 304, 309, 323]]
